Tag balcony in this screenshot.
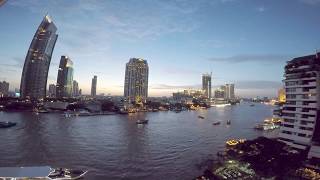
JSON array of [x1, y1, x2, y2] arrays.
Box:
[[298, 65, 311, 69], [280, 126, 295, 132], [281, 115, 296, 119], [285, 81, 317, 88], [301, 96, 317, 101], [299, 116, 316, 122], [299, 122, 315, 129], [302, 81, 317, 87], [300, 110, 317, 115], [291, 136, 312, 145]]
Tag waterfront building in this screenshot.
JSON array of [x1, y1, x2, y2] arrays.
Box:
[[20, 15, 58, 100], [172, 89, 204, 104], [48, 84, 56, 98], [73, 80, 79, 97], [202, 73, 212, 99], [278, 52, 320, 162], [278, 88, 286, 103], [124, 58, 149, 103], [91, 75, 97, 97], [0, 81, 9, 97], [56, 56, 73, 98], [214, 88, 225, 99], [225, 83, 235, 100]]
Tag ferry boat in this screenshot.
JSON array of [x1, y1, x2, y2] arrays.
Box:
[[212, 121, 221, 125], [0, 166, 88, 180], [254, 122, 279, 131], [0, 121, 17, 128], [136, 119, 149, 124]]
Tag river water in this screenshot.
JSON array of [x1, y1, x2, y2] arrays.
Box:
[[0, 102, 277, 180]]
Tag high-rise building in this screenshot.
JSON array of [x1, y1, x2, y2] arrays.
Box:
[[279, 52, 320, 161], [202, 73, 212, 99], [0, 81, 9, 97], [56, 56, 73, 98], [91, 75, 97, 97], [278, 88, 286, 103], [225, 84, 235, 100], [73, 80, 79, 97], [48, 84, 56, 98], [20, 15, 58, 100], [124, 58, 149, 103], [214, 88, 225, 99]]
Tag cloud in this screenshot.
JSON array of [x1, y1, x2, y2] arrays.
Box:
[[0, 57, 24, 69], [299, 0, 320, 5], [163, 67, 201, 75], [234, 80, 282, 89], [208, 54, 291, 64], [256, 6, 265, 12], [151, 84, 201, 90], [9, 0, 205, 40]]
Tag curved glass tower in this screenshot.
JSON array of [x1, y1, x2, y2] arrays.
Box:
[[20, 15, 58, 100], [56, 56, 73, 98]]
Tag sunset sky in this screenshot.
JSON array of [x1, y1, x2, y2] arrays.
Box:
[[0, 0, 319, 97]]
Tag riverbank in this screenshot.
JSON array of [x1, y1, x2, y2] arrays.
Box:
[[196, 137, 320, 179]]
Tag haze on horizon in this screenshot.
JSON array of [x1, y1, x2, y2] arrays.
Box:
[[0, 0, 319, 98]]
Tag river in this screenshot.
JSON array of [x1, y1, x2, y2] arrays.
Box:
[[0, 102, 277, 179]]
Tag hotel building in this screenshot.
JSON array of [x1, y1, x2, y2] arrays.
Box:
[[20, 15, 58, 99], [279, 53, 320, 161], [124, 58, 149, 103]]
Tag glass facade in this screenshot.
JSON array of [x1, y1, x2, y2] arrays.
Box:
[[56, 56, 73, 98], [202, 73, 212, 99], [20, 15, 58, 99], [91, 76, 97, 97]]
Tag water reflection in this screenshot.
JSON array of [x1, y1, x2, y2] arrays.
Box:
[[0, 103, 275, 179]]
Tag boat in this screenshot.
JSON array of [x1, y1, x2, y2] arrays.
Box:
[[254, 122, 279, 131], [136, 119, 148, 124], [0, 166, 88, 180], [213, 121, 221, 125], [198, 115, 205, 119], [38, 109, 49, 113], [227, 120, 231, 125], [0, 121, 17, 128], [48, 168, 88, 179], [119, 111, 129, 114], [226, 139, 246, 147]]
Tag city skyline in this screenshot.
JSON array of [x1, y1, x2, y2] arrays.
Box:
[[0, 0, 320, 97]]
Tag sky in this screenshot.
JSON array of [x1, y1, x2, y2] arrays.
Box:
[[0, 0, 319, 98]]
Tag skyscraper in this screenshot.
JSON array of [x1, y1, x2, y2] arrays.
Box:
[[91, 75, 97, 97], [279, 52, 320, 160], [202, 73, 212, 99], [73, 80, 79, 97], [278, 88, 286, 103], [214, 87, 225, 99], [0, 81, 9, 97], [225, 84, 235, 100], [56, 56, 73, 98], [48, 84, 56, 98], [20, 15, 58, 100], [124, 58, 149, 103]]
